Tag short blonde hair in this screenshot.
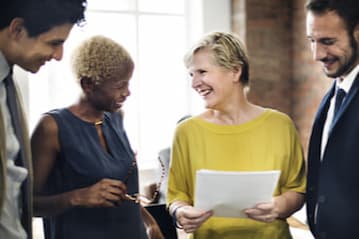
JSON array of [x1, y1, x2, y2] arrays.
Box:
[[184, 31, 249, 85], [71, 35, 134, 84]]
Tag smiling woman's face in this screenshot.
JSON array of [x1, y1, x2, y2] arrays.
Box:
[[188, 48, 241, 110], [87, 68, 133, 113]]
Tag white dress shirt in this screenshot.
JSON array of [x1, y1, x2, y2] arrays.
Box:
[[0, 51, 28, 239]]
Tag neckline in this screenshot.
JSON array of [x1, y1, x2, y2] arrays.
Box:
[[191, 109, 273, 134], [64, 108, 105, 126]]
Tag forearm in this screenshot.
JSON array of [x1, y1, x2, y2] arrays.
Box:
[[35, 178, 127, 217], [168, 200, 191, 217], [141, 206, 155, 227], [34, 189, 80, 217], [141, 205, 165, 239], [274, 191, 305, 219]]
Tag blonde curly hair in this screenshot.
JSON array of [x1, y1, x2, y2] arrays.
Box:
[[71, 35, 134, 85]]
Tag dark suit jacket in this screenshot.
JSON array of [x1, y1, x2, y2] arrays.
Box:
[[307, 73, 359, 239]]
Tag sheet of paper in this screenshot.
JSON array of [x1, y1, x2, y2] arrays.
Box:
[[290, 227, 314, 239], [194, 169, 280, 218]]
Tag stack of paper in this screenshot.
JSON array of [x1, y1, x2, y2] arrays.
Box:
[[194, 169, 280, 218]]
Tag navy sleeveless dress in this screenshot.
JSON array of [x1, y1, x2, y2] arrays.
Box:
[[43, 108, 147, 239]]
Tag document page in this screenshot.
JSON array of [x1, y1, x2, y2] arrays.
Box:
[[194, 169, 280, 218]]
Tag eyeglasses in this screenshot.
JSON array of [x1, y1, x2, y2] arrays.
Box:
[[123, 155, 165, 205]]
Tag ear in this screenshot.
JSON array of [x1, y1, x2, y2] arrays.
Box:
[[232, 67, 242, 83], [354, 23, 359, 43], [7, 18, 26, 40], [80, 77, 95, 93]]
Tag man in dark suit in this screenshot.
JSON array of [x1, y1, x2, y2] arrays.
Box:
[[0, 0, 86, 238], [305, 0, 359, 238]]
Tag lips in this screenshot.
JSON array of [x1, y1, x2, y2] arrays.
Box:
[[197, 88, 212, 97], [115, 100, 124, 107], [322, 57, 337, 69]]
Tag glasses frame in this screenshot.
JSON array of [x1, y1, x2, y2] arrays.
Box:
[[123, 156, 165, 205]]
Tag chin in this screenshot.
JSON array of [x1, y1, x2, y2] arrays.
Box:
[[25, 64, 42, 74], [204, 103, 215, 109], [110, 107, 122, 113], [323, 67, 339, 78], [325, 68, 347, 78]]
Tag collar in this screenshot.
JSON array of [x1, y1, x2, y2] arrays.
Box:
[[336, 64, 359, 93], [0, 50, 10, 82]]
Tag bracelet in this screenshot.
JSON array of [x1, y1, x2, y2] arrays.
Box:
[[171, 205, 184, 229]]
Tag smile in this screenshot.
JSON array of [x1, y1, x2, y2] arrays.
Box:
[[197, 88, 212, 97], [322, 58, 337, 69]]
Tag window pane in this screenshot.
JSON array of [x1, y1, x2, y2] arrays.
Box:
[[139, 0, 185, 14], [82, 12, 137, 54], [87, 0, 135, 11], [136, 15, 187, 167]]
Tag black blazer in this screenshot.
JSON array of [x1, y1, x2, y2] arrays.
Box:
[[307, 74, 359, 239]]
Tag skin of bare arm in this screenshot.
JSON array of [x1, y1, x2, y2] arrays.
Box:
[[140, 206, 165, 239]]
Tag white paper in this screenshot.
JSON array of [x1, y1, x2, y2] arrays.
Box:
[[290, 227, 314, 239], [194, 169, 280, 218]]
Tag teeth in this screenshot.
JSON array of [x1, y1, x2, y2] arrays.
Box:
[[198, 89, 211, 96]]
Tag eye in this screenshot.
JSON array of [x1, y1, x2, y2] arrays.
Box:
[[116, 81, 130, 90], [116, 83, 128, 89], [320, 38, 336, 46], [48, 40, 64, 48]]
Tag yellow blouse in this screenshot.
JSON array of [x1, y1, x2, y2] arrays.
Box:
[[167, 109, 306, 239]]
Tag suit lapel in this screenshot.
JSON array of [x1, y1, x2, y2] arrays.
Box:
[[312, 83, 335, 139], [330, 74, 359, 130], [307, 83, 334, 174]]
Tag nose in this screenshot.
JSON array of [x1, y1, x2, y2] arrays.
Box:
[[191, 74, 201, 89], [52, 45, 64, 61], [123, 87, 131, 97], [312, 42, 327, 61]]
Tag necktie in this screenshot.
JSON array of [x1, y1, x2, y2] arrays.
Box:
[[333, 88, 346, 117], [4, 71, 24, 160], [4, 71, 31, 235]]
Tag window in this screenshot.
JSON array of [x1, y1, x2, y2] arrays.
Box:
[[26, 0, 230, 169]]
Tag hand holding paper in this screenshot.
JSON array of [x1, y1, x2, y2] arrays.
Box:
[[173, 205, 213, 233], [194, 170, 280, 218]]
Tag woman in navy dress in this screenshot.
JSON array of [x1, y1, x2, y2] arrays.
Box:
[[31, 35, 163, 239]]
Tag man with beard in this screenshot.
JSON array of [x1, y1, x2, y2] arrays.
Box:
[[305, 0, 359, 238]]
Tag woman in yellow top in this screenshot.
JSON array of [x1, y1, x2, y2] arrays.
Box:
[[167, 32, 306, 239]]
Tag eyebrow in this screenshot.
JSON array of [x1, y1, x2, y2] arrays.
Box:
[[306, 35, 336, 41], [48, 39, 66, 45]]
